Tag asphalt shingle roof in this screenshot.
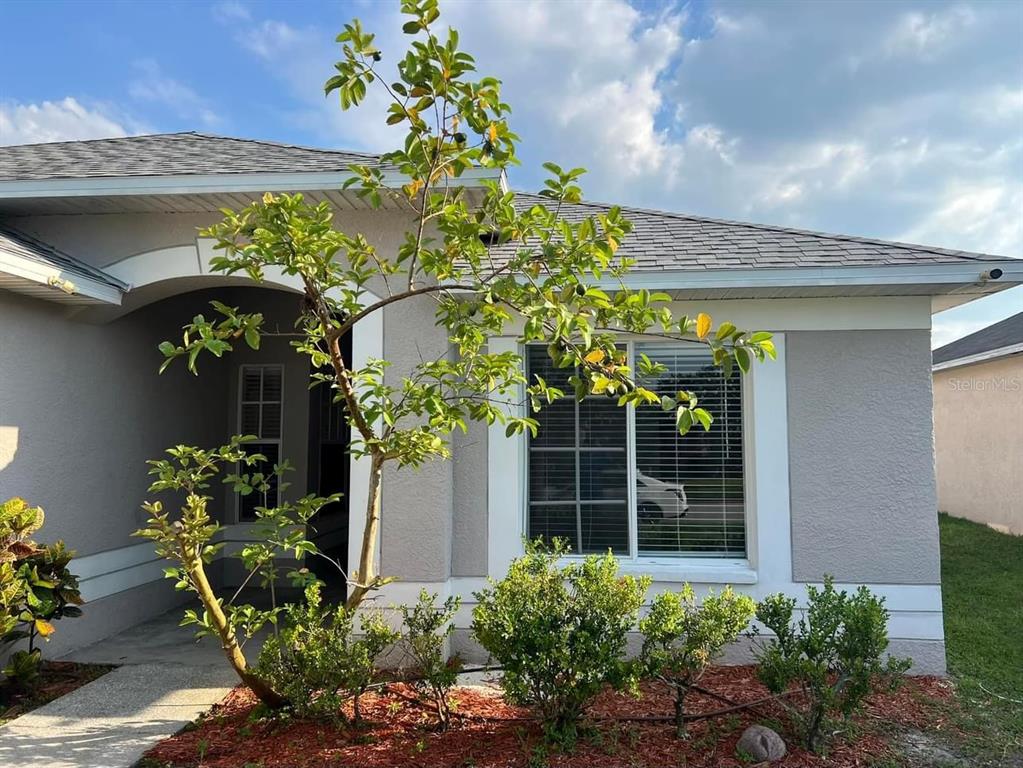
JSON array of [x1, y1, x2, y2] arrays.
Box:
[[0, 133, 1016, 272], [0, 226, 127, 290], [0, 132, 387, 180], [933, 312, 1023, 365], [492, 194, 1017, 271]]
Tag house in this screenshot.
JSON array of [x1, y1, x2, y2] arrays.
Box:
[[933, 312, 1023, 535], [1, 132, 1020, 674]]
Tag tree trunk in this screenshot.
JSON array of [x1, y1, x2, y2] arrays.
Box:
[[346, 452, 384, 610], [806, 703, 825, 753], [674, 685, 688, 739], [185, 545, 286, 708]]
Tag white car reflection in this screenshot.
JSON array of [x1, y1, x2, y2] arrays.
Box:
[[636, 471, 689, 519]]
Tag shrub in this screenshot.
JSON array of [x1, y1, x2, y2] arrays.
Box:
[[0, 498, 83, 689], [640, 584, 755, 738], [398, 590, 462, 729], [471, 539, 650, 747], [754, 577, 911, 753], [255, 583, 399, 721]]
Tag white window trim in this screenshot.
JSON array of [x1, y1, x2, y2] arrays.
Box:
[[489, 334, 790, 585], [522, 341, 751, 565], [235, 363, 285, 523]]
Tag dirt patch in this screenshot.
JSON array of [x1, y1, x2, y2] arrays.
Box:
[[139, 666, 971, 768], [0, 660, 116, 725]]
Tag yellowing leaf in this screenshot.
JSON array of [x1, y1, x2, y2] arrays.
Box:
[[34, 619, 55, 637], [584, 349, 605, 364], [607, 236, 618, 253], [487, 123, 498, 142], [696, 312, 712, 339]]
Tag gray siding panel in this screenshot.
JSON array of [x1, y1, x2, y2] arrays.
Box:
[[786, 330, 941, 584]]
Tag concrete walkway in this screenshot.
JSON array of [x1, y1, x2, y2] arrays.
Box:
[[0, 610, 243, 768]]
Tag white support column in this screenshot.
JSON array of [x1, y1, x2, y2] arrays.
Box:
[[347, 305, 385, 585], [748, 333, 792, 597], [487, 336, 526, 579]]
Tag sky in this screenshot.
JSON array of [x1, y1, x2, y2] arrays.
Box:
[[1, 0, 1021, 347]]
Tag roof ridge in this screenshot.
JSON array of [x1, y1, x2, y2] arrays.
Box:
[[0, 131, 384, 162], [0, 131, 200, 150], [182, 132, 383, 161], [513, 191, 1014, 263]]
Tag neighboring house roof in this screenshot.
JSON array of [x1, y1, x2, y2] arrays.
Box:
[[0, 226, 127, 305], [500, 193, 1018, 272], [933, 312, 1023, 370], [0, 132, 389, 180]]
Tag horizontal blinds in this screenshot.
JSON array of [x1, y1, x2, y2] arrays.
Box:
[[634, 343, 745, 558], [526, 347, 629, 555], [238, 366, 283, 521]]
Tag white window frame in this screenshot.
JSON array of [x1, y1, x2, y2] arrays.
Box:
[[523, 340, 751, 569], [235, 364, 285, 523]]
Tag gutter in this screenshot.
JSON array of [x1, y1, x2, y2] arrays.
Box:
[[0, 167, 507, 200], [933, 342, 1023, 372], [0, 250, 124, 305], [603, 261, 1023, 292]]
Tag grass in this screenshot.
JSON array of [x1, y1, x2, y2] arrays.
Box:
[[938, 512, 1023, 764]]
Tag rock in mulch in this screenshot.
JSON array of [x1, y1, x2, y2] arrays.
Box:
[[736, 724, 787, 762]]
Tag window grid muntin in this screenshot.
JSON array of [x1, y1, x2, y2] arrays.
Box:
[[236, 365, 285, 522], [525, 341, 748, 561]]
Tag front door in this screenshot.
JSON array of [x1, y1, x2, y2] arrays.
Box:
[[306, 332, 352, 598]]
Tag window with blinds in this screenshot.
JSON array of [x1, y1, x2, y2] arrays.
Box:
[[238, 365, 284, 521], [526, 343, 746, 560]]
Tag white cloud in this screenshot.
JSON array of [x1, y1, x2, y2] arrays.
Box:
[[884, 5, 975, 59], [0, 97, 133, 145], [901, 181, 1023, 256], [128, 60, 220, 128]]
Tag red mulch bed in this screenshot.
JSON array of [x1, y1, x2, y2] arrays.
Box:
[[142, 666, 955, 767], [0, 661, 115, 724]]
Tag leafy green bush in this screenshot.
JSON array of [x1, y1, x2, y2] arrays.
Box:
[[471, 540, 650, 747], [0, 498, 83, 689], [754, 577, 911, 753], [397, 589, 462, 729], [640, 584, 755, 738], [256, 583, 399, 721]]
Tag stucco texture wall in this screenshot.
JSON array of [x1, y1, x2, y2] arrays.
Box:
[[0, 286, 306, 558], [933, 355, 1023, 535], [0, 291, 229, 555], [786, 330, 941, 584]]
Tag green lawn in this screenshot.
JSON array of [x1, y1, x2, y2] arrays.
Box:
[[939, 512, 1023, 763]]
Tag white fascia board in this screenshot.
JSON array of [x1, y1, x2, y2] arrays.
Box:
[[606, 261, 1023, 292], [0, 166, 505, 199], [0, 251, 123, 304], [933, 342, 1023, 372]]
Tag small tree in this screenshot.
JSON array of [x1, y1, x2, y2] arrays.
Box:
[[754, 577, 911, 753], [137, 440, 331, 708], [472, 540, 649, 746], [397, 589, 462, 729], [640, 584, 755, 738], [151, 0, 773, 706]]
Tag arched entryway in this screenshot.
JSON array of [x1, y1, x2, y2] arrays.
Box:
[[98, 242, 384, 597]]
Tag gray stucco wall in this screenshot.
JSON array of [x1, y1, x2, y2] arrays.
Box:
[[0, 291, 230, 555], [379, 295, 454, 581], [786, 329, 941, 584]]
